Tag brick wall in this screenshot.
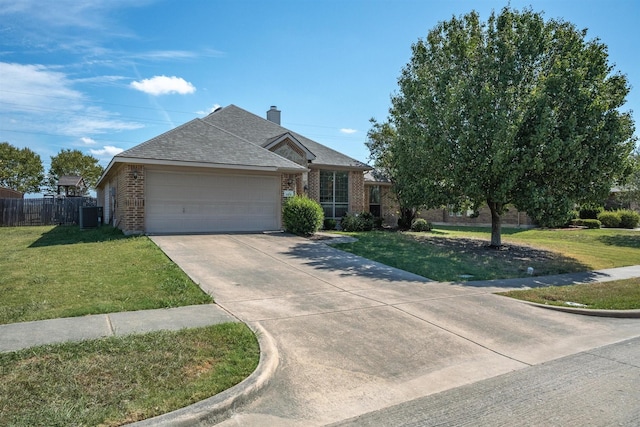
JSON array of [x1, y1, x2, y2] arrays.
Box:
[[124, 164, 145, 234], [281, 172, 304, 208], [109, 163, 145, 235], [308, 169, 320, 202], [418, 205, 534, 227], [349, 171, 365, 213]]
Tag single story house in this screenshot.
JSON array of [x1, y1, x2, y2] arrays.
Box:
[[96, 105, 370, 234]]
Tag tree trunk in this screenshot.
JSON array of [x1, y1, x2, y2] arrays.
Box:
[[488, 201, 502, 248]]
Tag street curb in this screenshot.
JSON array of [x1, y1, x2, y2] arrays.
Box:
[[524, 301, 640, 318], [129, 322, 279, 426]]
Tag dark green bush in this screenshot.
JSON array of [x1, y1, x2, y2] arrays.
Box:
[[579, 204, 604, 219], [373, 216, 384, 229], [570, 218, 602, 229], [411, 218, 432, 232], [618, 210, 640, 229], [323, 218, 337, 231], [341, 212, 374, 232], [282, 196, 324, 236], [597, 211, 621, 228]]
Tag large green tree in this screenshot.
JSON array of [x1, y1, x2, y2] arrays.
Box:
[[48, 149, 104, 194], [386, 7, 636, 247], [0, 142, 44, 194]]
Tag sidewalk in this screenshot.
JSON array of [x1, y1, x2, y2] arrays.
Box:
[[2, 265, 639, 355], [0, 304, 237, 353]]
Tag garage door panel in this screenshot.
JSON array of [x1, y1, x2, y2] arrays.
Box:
[[145, 170, 280, 233]]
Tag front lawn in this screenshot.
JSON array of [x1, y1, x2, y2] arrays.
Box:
[[0, 323, 259, 426], [0, 226, 212, 325], [499, 278, 640, 310], [330, 227, 640, 282]]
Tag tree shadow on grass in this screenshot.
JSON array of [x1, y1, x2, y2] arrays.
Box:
[[29, 225, 131, 248], [596, 234, 640, 249], [283, 240, 433, 283]]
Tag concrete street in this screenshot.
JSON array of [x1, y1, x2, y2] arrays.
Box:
[[150, 233, 640, 426]]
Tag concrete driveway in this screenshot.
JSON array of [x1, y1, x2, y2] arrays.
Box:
[[150, 233, 640, 426]]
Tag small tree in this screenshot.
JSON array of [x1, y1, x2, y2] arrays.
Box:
[[366, 119, 424, 228], [0, 142, 44, 194], [47, 149, 104, 194]]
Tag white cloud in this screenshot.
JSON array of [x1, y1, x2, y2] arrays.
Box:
[[340, 128, 358, 134], [90, 145, 124, 157], [130, 75, 196, 96], [0, 62, 144, 136], [196, 104, 221, 115], [81, 137, 97, 145], [0, 62, 84, 113]]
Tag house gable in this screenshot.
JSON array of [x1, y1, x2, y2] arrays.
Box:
[[263, 132, 316, 166], [202, 105, 370, 170]]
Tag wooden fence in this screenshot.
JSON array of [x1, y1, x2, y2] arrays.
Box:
[[0, 197, 97, 227]]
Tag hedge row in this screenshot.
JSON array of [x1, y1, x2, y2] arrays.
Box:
[[597, 209, 640, 229]]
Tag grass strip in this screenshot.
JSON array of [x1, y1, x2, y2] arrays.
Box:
[[498, 278, 640, 310], [0, 226, 212, 325], [330, 227, 640, 282], [0, 323, 259, 426]]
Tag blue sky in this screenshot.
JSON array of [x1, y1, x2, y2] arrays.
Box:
[[1, 0, 638, 193]]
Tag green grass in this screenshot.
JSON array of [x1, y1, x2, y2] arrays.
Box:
[[0, 323, 259, 426], [330, 227, 640, 281], [0, 226, 212, 325], [498, 278, 640, 310]]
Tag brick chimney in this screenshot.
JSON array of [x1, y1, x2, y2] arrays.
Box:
[[266, 105, 281, 125]]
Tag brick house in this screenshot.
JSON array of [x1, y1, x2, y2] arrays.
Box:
[[96, 105, 370, 234], [364, 170, 535, 228]]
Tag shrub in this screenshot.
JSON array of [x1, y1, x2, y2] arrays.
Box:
[[323, 218, 337, 231], [579, 204, 604, 219], [597, 211, 621, 228], [411, 218, 432, 232], [618, 209, 640, 229], [340, 212, 374, 232], [373, 216, 384, 229], [282, 196, 324, 236], [570, 218, 602, 229]]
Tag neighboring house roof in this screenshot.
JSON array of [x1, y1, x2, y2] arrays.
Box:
[[364, 169, 393, 185], [0, 186, 23, 198], [57, 175, 85, 187], [201, 105, 370, 170], [98, 105, 369, 187]]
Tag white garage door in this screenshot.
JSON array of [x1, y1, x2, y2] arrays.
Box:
[[145, 170, 281, 233]]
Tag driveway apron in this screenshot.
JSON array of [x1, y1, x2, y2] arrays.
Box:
[[150, 234, 640, 426]]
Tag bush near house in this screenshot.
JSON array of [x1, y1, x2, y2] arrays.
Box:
[[598, 211, 622, 228], [341, 212, 375, 232], [411, 218, 432, 232], [619, 209, 640, 229], [579, 204, 604, 220], [570, 219, 602, 229], [282, 196, 324, 236], [323, 218, 337, 230], [596, 209, 640, 229]]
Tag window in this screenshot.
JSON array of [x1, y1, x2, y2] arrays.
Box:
[[369, 185, 381, 217], [320, 170, 349, 218]]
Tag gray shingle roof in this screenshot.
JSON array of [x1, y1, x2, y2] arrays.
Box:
[[202, 105, 370, 170], [116, 119, 305, 171], [57, 175, 84, 186]]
